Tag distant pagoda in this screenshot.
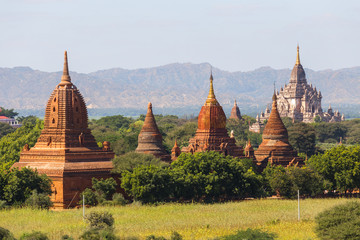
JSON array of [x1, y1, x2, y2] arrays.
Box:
[[229, 99, 242, 120], [254, 92, 303, 170], [135, 102, 171, 162], [182, 72, 243, 157], [12, 52, 115, 208], [259, 45, 343, 123]]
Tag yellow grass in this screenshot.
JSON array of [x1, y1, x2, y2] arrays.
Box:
[[0, 198, 357, 240]]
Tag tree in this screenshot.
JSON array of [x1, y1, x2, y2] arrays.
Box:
[[307, 145, 360, 193], [312, 122, 347, 143], [0, 107, 18, 118], [0, 123, 15, 139], [92, 177, 117, 201], [112, 152, 168, 174], [0, 118, 43, 170], [1, 168, 52, 205], [288, 122, 316, 156], [263, 164, 324, 198]]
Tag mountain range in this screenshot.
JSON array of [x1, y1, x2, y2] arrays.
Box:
[[0, 63, 359, 115]]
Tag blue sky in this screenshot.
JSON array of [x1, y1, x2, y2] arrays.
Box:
[[1, 0, 360, 73]]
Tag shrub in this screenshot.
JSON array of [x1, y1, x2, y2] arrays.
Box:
[[315, 201, 360, 239], [61, 235, 74, 240], [20, 231, 49, 240], [24, 190, 53, 209], [0, 200, 7, 209], [80, 228, 119, 240], [85, 211, 114, 230], [112, 193, 127, 206], [79, 188, 98, 206], [92, 177, 117, 200], [2, 167, 52, 205], [220, 228, 276, 240], [0, 226, 16, 240], [112, 152, 168, 174]]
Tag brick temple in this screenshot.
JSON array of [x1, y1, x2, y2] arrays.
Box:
[[229, 100, 242, 121], [181, 72, 243, 157], [135, 102, 171, 162], [254, 92, 303, 170], [12, 52, 115, 208]]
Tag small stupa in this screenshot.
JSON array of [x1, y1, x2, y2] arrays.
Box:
[[12, 51, 115, 208], [229, 100, 242, 120], [135, 102, 171, 162], [171, 139, 181, 161], [254, 92, 303, 170]]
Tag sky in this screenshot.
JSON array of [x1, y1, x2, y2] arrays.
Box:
[[1, 0, 360, 73]]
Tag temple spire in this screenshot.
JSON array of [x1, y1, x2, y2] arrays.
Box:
[[234, 99, 237, 106], [205, 67, 219, 106], [296, 44, 301, 65], [60, 51, 72, 86]]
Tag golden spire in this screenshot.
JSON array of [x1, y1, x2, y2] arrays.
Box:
[[296, 44, 300, 65], [205, 67, 219, 106], [60, 51, 72, 86], [174, 139, 178, 148]]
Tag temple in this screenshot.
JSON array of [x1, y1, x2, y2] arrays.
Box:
[[12, 52, 115, 208], [181, 72, 243, 157], [258, 45, 343, 123], [135, 102, 171, 162], [254, 92, 303, 170], [171, 139, 181, 161], [229, 100, 242, 120]]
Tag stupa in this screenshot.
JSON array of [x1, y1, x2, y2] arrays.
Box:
[[182, 72, 243, 157], [244, 139, 254, 159], [12, 52, 115, 208], [229, 100, 242, 120], [171, 139, 181, 161], [254, 92, 303, 170], [135, 102, 171, 162]]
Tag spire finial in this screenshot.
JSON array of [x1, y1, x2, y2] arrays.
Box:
[[60, 51, 72, 85], [205, 66, 218, 105], [296, 44, 301, 65], [234, 99, 237, 106], [148, 102, 152, 110]]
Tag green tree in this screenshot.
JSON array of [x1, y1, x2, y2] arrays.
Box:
[[92, 177, 117, 201], [121, 165, 173, 203], [288, 122, 316, 156], [264, 164, 324, 198], [112, 152, 168, 174], [0, 122, 15, 139], [2, 168, 52, 205], [0, 118, 43, 170], [307, 145, 360, 193], [0, 107, 18, 118]]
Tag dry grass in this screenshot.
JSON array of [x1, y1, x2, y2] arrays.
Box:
[[0, 198, 357, 239]]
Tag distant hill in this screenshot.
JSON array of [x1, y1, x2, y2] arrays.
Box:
[[1, 63, 360, 115]]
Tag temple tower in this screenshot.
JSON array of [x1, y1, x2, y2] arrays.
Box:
[[135, 102, 171, 162], [182, 72, 243, 157], [229, 100, 242, 120], [254, 92, 303, 170], [244, 139, 254, 159], [171, 139, 181, 161], [12, 52, 115, 208]]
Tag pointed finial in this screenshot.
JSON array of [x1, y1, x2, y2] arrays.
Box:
[[60, 51, 72, 85], [174, 139, 178, 147], [296, 44, 301, 65], [148, 102, 152, 110], [205, 66, 218, 106], [234, 99, 237, 106]]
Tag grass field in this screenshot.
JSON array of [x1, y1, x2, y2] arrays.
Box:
[[0, 198, 357, 240]]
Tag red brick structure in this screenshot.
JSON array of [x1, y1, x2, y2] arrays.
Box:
[[244, 139, 254, 159], [135, 102, 171, 162], [229, 100, 242, 120], [12, 52, 115, 208], [171, 139, 181, 161], [182, 73, 243, 157], [254, 92, 303, 170]]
